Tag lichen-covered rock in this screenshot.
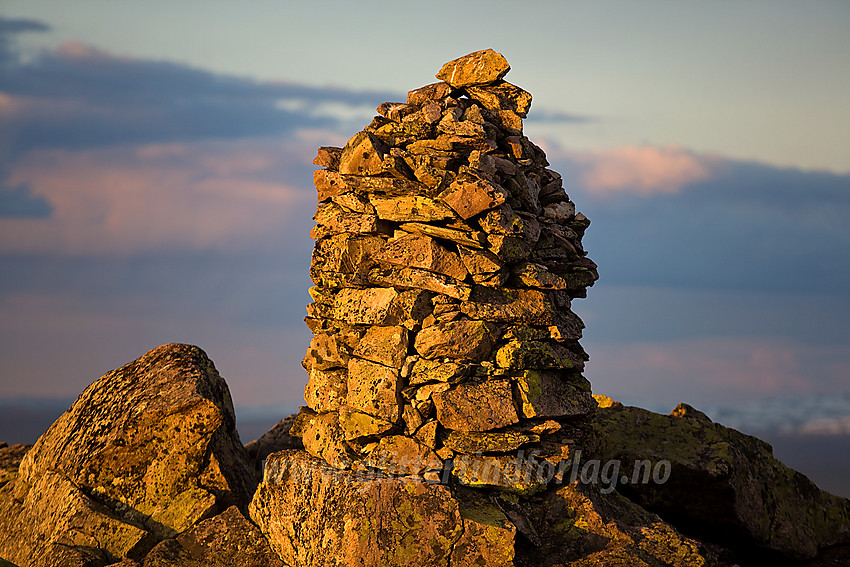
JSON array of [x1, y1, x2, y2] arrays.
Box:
[[140, 506, 285, 567], [250, 450, 507, 567], [589, 402, 850, 560], [432, 379, 520, 432], [435, 48, 511, 88], [0, 344, 256, 567]]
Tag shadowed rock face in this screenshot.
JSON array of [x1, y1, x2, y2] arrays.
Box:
[[589, 403, 850, 562], [0, 343, 258, 567]]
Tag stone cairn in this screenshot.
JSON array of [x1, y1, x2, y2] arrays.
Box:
[[292, 49, 599, 492]]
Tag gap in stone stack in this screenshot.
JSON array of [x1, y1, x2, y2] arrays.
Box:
[[292, 48, 599, 493]]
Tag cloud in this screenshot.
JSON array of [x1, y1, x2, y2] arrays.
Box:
[[0, 183, 52, 217], [586, 336, 850, 407], [526, 109, 594, 124], [564, 145, 718, 197], [0, 138, 319, 255], [546, 148, 850, 293], [0, 27, 398, 164], [0, 17, 49, 34]]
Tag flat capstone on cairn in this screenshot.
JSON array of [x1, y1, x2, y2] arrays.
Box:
[[292, 49, 599, 492]]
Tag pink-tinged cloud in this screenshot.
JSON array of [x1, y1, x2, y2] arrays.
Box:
[[586, 337, 849, 406], [0, 138, 316, 256], [566, 146, 719, 198]]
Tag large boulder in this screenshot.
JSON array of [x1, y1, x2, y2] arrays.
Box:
[[248, 449, 724, 567], [589, 402, 850, 561], [0, 344, 257, 566]]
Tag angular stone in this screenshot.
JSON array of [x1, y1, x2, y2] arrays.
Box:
[[437, 178, 508, 220], [409, 357, 471, 385], [452, 454, 547, 494], [346, 358, 402, 422], [486, 233, 532, 263], [338, 131, 386, 176], [141, 506, 285, 567], [460, 286, 562, 325], [495, 340, 585, 371], [466, 81, 533, 117], [443, 431, 539, 454], [407, 81, 453, 105], [313, 169, 349, 202], [513, 370, 596, 419], [414, 320, 494, 362], [313, 146, 342, 169], [338, 406, 394, 441], [511, 262, 569, 290], [457, 245, 504, 276], [352, 325, 408, 368], [368, 266, 471, 301], [478, 204, 524, 235], [11, 344, 255, 547], [302, 332, 348, 371], [250, 450, 465, 567], [422, 101, 442, 123], [435, 49, 510, 88], [399, 222, 486, 249], [450, 494, 517, 566], [437, 116, 487, 138], [304, 367, 347, 413], [374, 234, 468, 280], [432, 379, 519, 432], [311, 202, 379, 239], [363, 435, 442, 475], [332, 287, 431, 326], [290, 409, 354, 470], [414, 420, 440, 449], [543, 200, 575, 222], [369, 194, 456, 223]]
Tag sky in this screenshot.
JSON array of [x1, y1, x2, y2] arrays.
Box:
[[1, 1, 849, 433]]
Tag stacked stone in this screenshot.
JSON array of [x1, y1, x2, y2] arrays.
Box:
[[292, 49, 599, 491]]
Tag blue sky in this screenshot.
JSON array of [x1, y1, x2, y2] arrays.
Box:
[[0, 1, 849, 420]]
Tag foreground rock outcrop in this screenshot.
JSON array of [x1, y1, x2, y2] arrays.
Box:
[[0, 344, 271, 567]]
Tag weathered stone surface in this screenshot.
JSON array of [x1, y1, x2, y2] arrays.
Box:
[[374, 234, 468, 280], [437, 177, 508, 220], [452, 453, 548, 494], [313, 146, 342, 169], [590, 403, 850, 561], [450, 492, 517, 566], [332, 287, 431, 326], [363, 435, 442, 475], [513, 370, 596, 419], [466, 81, 533, 117], [399, 222, 486, 249], [368, 265, 471, 301], [495, 339, 586, 370], [407, 81, 453, 106], [141, 506, 285, 567], [414, 320, 495, 362], [432, 379, 519, 432], [338, 406, 394, 441], [511, 261, 569, 290], [250, 450, 465, 566], [460, 286, 562, 325], [311, 201, 379, 239], [409, 357, 471, 385], [346, 357, 402, 422], [443, 430, 539, 454], [291, 409, 354, 470], [436, 48, 510, 88], [338, 131, 386, 176], [304, 366, 347, 413], [5, 344, 255, 566], [352, 325, 408, 368], [370, 194, 456, 222]]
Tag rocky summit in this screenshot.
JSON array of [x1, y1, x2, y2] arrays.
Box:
[[2, 50, 850, 567]]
